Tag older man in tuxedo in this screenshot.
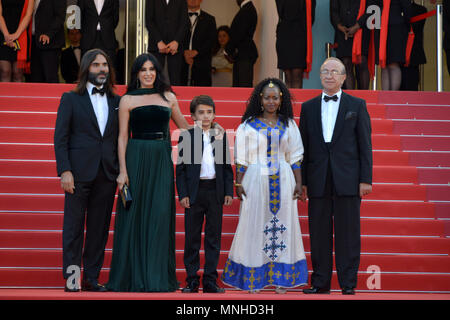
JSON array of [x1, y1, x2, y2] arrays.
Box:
[[299, 57, 372, 295], [54, 48, 120, 292]]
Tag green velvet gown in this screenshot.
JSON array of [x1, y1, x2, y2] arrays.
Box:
[[106, 104, 178, 292]]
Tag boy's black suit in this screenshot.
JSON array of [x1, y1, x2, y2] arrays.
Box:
[[54, 89, 120, 283], [176, 127, 233, 286]]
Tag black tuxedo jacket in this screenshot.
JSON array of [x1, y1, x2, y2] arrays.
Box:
[[54, 90, 120, 182], [226, 1, 258, 63], [299, 92, 372, 197], [34, 0, 66, 49], [330, 0, 361, 29], [60, 47, 80, 83], [146, 0, 189, 52], [78, 0, 120, 51], [176, 127, 234, 206], [182, 10, 217, 86]]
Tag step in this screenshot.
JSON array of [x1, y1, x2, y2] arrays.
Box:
[[393, 120, 450, 136], [0, 230, 448, 255], [2, 249, 449, 275], [0, 177, 428, 201], [0, 213, 444, 237], [0, 119, 396, 145], [0, 161, 419, 184], [401, 136, 450, 152], [0, 194, 437, 219], [408, 151, 450, 167], [0, 268, 448, 292], [426, 185, 450, 202], [417, 168, 450, 184], [386, 105, 450, 121], [0, 143, 417, 165]]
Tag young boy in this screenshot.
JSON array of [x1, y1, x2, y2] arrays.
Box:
[[176, 95, 234, 293]]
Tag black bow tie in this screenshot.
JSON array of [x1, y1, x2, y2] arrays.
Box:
[[189, 12, 199, 17], [72, 46, 80, 50], [92, 87, 106, 96], [323, 95, 338, 102]]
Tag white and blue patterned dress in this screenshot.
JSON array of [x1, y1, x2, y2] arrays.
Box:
[[221, 117, 308, 291]]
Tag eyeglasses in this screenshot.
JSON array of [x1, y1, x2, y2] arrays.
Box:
[[320, 69, 345, 76]]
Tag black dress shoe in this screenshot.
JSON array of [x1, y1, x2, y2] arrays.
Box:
[[203, 283, 225, 293], [181, 282, 199, 293], [81, 279, 107, 292], [303, 287, 330, 294], [342, 287, 355, 295]]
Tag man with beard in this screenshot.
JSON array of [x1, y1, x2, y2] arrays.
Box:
[[54, 48, 120, 292]]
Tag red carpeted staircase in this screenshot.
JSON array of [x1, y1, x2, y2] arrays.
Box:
[[0, 83, 449, 293]]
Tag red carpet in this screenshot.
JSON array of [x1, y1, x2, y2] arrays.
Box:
[[0, 83, 449, 297]]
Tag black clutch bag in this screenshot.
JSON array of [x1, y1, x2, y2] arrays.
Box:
[[120, 184, 132, 210]]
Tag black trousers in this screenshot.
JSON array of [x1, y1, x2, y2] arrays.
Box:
[[308, 165, 361, 290], [82, 31, 116, 67], [30, 36, 60, 83], [151, 50, 183, 86], [232, 58, 254, 87], [62, 164, 117, 281], [183, 179, 223, 285]]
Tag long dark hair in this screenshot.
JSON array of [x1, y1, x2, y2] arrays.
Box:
[[241, 78, 294, 127], [126, 53, 172, 100], [73, 48, 116, 97]]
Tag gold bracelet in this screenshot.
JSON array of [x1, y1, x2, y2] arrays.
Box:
[[234, 183, 242, 187]]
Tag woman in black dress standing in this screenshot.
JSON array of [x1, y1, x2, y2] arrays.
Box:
[[275, 0, 316, 89], [354, 0, 412, 91], [0, 0, 34, 82], [330, 0, 370, 90]]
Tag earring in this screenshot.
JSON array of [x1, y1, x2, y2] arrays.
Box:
[[261, 105, 264, 112]]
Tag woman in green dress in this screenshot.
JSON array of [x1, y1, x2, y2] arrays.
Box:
[[106, 53, 190, 292]]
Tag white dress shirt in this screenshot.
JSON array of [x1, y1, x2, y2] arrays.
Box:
[[321, 89, 342, 143], [240, 0, 251, 8], [94, 0, 105, 30], [200, 130, 216, 180], [32, 0, 41, 35], [188, 9, 201, 50], [87, 82, 109, 136]]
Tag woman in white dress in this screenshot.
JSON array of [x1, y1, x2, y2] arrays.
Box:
[[211, 26, 233, 87], [221, 78, 308, 293]]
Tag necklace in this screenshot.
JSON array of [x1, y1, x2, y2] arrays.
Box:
[[261, 117, 277, 126]]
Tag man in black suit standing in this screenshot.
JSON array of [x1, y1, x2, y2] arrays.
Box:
[[182, 0, 217, 86], [60, 29, 82, 84], [78, 0, 120, 64], [54, 48, 120, 292], [299, 57, 372, 295], [30, 0, 66, 83], [225, 0, 258, 87], [146, 0, 189, 86]]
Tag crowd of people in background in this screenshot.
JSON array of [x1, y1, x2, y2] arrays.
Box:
[[0, 0, 448, 90]]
